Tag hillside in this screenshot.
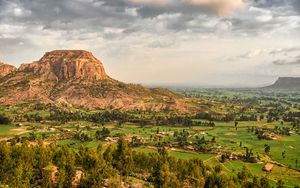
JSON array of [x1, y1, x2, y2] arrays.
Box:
[[0, 50, 198, 112], [0, 62, 17, 78], [265, 77, 300, 90]]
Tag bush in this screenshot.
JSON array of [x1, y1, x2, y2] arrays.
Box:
[[0, 114, 11, 124]]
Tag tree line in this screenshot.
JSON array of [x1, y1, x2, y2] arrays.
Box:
[[0, 138, 287, 188]]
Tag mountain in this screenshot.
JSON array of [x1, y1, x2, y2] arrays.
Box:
[[265, 77, 300, 90], [0, 50, 198, 112], [0, 61, 17, 78]]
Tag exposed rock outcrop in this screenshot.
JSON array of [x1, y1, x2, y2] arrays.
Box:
[[0, 50, 199, 113], [0, 61, 16, 78], [18, 50, 109, 81]]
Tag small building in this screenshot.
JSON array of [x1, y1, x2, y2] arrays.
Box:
[[263, 133, 277, 140], [104, 137, 113, 142], [263, 163, 274, 172], [160, 132, 170, 136], [15, 123, 23, 127]]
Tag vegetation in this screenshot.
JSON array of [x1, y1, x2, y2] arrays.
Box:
[[0, 139, 283, 188], [1, 89, 300, 187]]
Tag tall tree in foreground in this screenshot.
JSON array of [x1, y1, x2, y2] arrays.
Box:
[[113, 138, 133, 183]]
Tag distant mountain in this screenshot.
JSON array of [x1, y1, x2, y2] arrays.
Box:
[[0, 50, 198, 112], [265, 77, 300, 90]]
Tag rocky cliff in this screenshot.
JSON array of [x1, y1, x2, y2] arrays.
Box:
[[18, 50, 109, 81], [0, 62, 17, 78], [0, 50, 198, 112]]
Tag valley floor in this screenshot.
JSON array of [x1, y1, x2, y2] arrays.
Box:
[[1, 120, 300, 187]]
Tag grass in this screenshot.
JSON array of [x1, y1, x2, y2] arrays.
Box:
[[170, 150, 214, 160], [133, 147, 215, 160], [59, 121, 300, 172], [0, 124, 21, 137], [223, 160, 300, 187], [1, 118, 299, 186], [57, 139, 102, 149]]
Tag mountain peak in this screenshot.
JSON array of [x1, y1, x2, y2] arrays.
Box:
[[19, 50, 109, 81], [0, 61, 17, 78], [0, 50, 198, 112]]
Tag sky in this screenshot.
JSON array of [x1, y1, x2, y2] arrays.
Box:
[[0, 0, 299, 87]]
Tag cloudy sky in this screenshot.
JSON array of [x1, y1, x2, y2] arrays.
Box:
[[0, 0, 299, 87]]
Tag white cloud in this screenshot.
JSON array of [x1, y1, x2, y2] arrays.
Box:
[[125, 7, 138, 17]]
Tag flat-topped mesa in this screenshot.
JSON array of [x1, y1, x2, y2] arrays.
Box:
[[271, 77, 300, 88], [19, 50, 109, 81], [0, 61, 17, 78]]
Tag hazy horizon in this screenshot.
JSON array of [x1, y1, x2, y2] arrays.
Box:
[[0, 0, 299, 87]]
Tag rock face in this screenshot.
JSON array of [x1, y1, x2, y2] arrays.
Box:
[[0, 62, 16, 78], [18, 50, 109, 81], [265, 77, 300, 90], [0, 50, 199, 112]]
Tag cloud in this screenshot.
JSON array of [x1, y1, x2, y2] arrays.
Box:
[[147, 40, 174, 48], [269, 47, 300, 55], [273, 58, 300, 66], [128, 0, 170, 6], [241, 49, 266, 58], [0, 0, 299, 87], [186, 0, 245, 16], [129, 0, 245, 16], [230, 46, 300, 62]]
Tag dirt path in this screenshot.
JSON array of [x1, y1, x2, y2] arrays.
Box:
[[0, 137, 12, 142]]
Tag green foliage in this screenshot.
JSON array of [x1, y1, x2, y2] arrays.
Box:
[[0, 114, 11, 124], [113, 138, 133, 177], [95, 127, 110, 140]]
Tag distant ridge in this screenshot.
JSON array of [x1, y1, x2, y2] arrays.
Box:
[[264, 77, 300, 90]]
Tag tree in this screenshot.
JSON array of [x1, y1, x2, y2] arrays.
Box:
[[53, 146, 76, 187], [264, 144, 270, 154], [282, 151, 286, 159], [153, 163, 180, 188], [234, 121, 238, 130], [41, 169, 53, 188], [103, 145, 115, 164], [216, 172, 232, 188], [277, 179, 284, 188], [260, 177, 270, 188], [211, 136, 216, 143], [29, 132, 37, 141], [95, 127, 110, 140], [0, 114, 11, 124], [113, 138, 133, 179], [57, 167, 66, 188], [238, 166, 252, 183], [76, 125, 80, 131]]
